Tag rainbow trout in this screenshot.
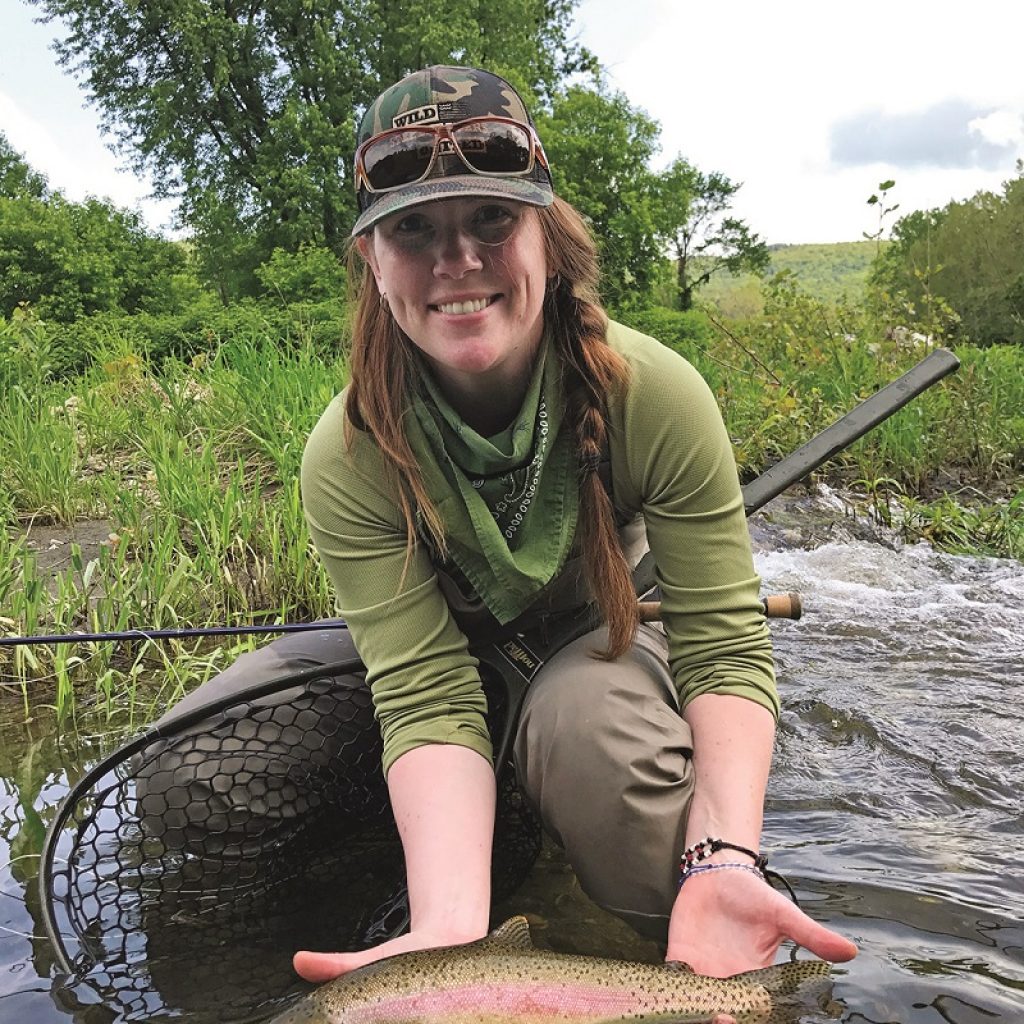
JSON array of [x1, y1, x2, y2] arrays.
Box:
[[269, 916, 831, 1024]]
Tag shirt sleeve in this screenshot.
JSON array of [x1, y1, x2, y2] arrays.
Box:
[[608, 324, 779, 718], [300, 393, 491, 776]]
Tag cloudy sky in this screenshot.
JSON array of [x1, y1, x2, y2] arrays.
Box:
[[2, 0, 1023, 244]]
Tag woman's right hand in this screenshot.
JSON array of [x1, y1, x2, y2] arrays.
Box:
[[293, 742, 497, 983]]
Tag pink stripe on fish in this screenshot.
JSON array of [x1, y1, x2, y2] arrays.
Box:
[[345, 982, 641, 1022]]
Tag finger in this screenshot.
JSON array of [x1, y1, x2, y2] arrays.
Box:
[[293, 934, 411, 982], [293, 949, 369, 982], [293, 927, 458, 982], [777, 903, 858, 963]]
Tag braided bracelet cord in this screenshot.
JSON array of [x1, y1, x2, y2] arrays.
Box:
[[678, 837, 800, 905]]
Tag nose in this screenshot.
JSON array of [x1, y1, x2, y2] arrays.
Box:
[[432, 224, 485, 278]]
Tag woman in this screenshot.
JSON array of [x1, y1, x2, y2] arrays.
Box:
[[289, 64, 857, 984]]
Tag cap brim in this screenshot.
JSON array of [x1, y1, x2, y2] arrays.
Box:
[[351, 175, 554, 236]]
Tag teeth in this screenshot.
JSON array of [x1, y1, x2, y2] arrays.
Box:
[[437, 297, 492, 315]]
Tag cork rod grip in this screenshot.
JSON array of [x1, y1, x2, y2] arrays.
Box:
[[638, 591, 802, 622]]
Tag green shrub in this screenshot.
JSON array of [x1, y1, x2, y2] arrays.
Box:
[[42, 297, 351, 376], [0, 193, 188, 322], [255, 244, 347, 305], [613, 306, 714, 360]]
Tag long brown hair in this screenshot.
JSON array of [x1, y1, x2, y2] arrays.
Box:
[[345, 197, 638, 658]]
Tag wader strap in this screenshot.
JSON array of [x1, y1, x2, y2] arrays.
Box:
[[474, 542, 658, 778]]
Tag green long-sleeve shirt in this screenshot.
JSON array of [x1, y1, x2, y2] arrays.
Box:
[[301, 321, 777, 775]]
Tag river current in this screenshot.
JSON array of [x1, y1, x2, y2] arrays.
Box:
[[2, 527, 1023, 1023]]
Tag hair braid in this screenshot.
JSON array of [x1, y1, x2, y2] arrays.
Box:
[[540, 202, 638, 659]]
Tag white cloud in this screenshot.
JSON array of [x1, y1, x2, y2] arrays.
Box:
[[830, 101, 1022, 171], [574, 0, 1024, 242], [0, 89, 178, 232], [969, 109, 1024, 148]]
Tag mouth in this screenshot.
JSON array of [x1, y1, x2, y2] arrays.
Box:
[[431, 295, 500, 316]]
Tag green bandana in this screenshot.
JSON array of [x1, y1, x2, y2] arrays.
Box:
[[407, 338, 579, 623]]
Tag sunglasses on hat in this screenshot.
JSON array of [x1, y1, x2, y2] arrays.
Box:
[[355, 116, 549, 194]]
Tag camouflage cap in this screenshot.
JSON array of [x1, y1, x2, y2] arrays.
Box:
[[351, 66, 554, 236]]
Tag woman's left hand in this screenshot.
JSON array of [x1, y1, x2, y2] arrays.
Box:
[[666, 865, 858, 977]]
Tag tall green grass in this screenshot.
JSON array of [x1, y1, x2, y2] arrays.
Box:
[[2, 293, 1022, 716], [1, 328, 341, 712], [622, 286, 1024, 492]]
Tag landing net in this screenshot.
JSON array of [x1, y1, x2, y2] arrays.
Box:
[[40, 657, 541, 1023]]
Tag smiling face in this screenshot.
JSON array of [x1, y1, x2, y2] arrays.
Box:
[[358, 198, 550, 409]]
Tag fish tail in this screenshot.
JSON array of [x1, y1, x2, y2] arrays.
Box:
[[726, 961, 834, 1024], [732, 959, 832, 997]]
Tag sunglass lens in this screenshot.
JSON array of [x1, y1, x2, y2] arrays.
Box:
[[453, 123, 531, 174], [363, 131, 436, 190]]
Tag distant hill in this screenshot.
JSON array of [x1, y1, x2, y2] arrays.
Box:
[[697, 240, 882, 318]]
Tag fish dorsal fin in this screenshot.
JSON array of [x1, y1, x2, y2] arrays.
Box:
[[478, 916, 535, 951], [663, 960, 696, 973]]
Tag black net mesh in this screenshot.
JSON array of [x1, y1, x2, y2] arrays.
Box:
[[43, 662, 541, 1024]]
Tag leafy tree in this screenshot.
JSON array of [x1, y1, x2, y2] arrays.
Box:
[[0, 133, 50, 200], [537, 84, 663, 307], [871, 164, 1024, 345], [653, 158, 769, 311], [31, 0, 595, 299], [0, 192, 188, 322], [869, 206, 949, 329]]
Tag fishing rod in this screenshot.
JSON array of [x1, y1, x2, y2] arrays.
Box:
[[0, 595, 804, 651], [1, 347, 960, 650]]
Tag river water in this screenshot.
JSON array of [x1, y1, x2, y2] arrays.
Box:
[[2, 530, 1023, 1023]]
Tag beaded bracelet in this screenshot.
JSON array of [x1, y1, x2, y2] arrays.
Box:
[[680, 836, 768, 874], [677, 837, 799, 905], [677, 862, 765, 889]]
